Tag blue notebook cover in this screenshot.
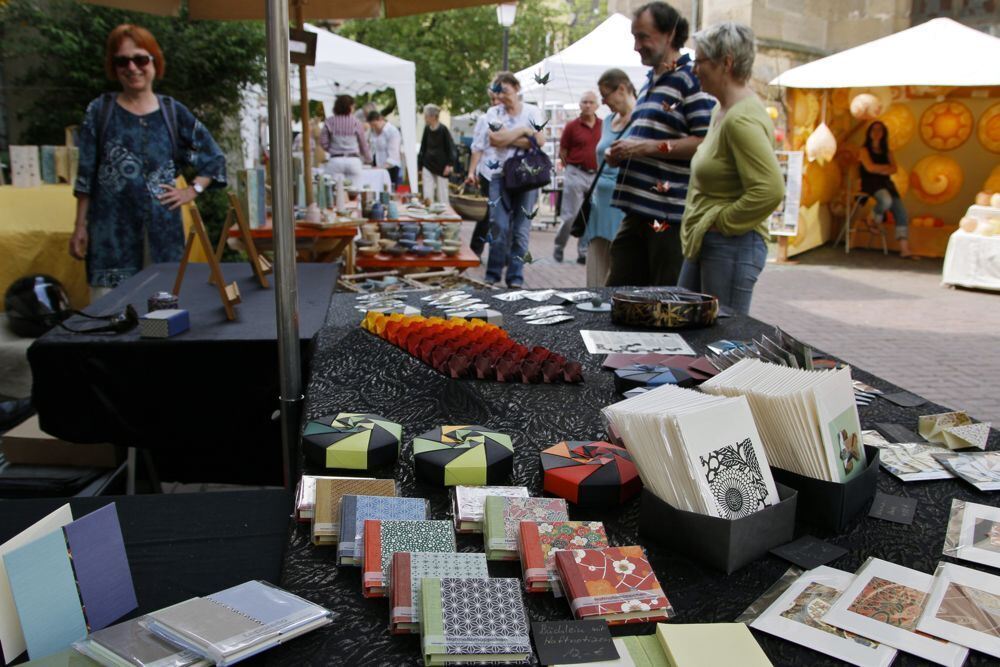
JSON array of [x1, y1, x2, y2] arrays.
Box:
[[4, 530, 87, 659], [63, 503, 137, 631], [337, 495, 428, 564]]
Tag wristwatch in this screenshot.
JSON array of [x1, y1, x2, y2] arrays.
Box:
[[192, 182, 205, 196]]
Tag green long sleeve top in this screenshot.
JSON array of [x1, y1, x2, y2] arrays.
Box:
[[680, 95, 785, 260]]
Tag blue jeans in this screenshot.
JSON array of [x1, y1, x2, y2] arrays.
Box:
[[486, 177, 538, 286], [678, 231, 767, 315], [872, 188, 909, 240]]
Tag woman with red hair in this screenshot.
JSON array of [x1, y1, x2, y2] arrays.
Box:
[[71, 24, 226, 299]]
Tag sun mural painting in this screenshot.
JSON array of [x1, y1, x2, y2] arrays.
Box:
[[920, 102, 973, 150], [978, 102, 1000, 154]]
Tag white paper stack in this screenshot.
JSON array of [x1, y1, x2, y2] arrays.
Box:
[[602, 384, 779, 519], [701, 359, 866, 483]]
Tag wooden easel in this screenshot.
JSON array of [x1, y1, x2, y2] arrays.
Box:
[[173, 201, 241, 321], [214, 191, 273, 287]]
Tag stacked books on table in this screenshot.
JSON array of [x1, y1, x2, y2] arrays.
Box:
[[451, 485, 529, 533], [75, 615, 210, 667], [305, 476, 397, 545], [518, 520, 608, 595], [390, 552, 489, 634], [482, 496, 569, 560], [701, 359, 866, 483], [362, 519, 456, 597], [601, 384, 780, 518], [337, 495, 429, 566]]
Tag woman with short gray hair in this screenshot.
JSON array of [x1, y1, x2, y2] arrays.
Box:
[[418, 103, 458, 204], [679, 22, 784, 315]]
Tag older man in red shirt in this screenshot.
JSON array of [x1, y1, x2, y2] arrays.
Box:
[[553, 91, 601, 264]]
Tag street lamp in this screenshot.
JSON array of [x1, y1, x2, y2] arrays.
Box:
[[497, 3, 517, 71]]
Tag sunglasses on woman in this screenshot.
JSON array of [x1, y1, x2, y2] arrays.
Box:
[[113, 54, 154, 69]]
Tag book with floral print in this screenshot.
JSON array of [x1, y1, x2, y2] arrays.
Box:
[[390, 552, 489, 634], [483, 496, 568, 561], [518, 521, 608, 595], [554, 546, 674, 625], [451, 485, 529, 533], [362, 520, 455, 598], [420, 577, 531, 665]]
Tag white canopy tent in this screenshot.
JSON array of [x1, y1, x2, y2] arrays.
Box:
[[515, 13, 649, 107], [770, 18, 1000, 88], [291, 23, 419, 190]]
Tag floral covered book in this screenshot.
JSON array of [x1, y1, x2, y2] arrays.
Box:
[[483, 496, 568, 561], [518, 521, 607, 595], [361, 520, 455, 598], [390, 552, 489, 634], [420, 577, 531, 665], [554, 545, 674, 625], [451, 485, 529, 533]]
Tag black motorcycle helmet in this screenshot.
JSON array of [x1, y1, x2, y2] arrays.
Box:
[[4, 274, 71, 337]]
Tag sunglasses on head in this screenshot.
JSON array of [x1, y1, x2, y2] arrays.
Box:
[[113, 54, 154, 69]]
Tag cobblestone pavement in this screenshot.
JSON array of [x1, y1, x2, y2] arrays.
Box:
[[461, 219, 1000, 425]]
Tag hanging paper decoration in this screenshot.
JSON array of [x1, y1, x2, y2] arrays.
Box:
[[920, 102, 973, 150], [978, 102, 1000, 154], [805, 122, 837, 164], [850, 93, 884, 120], [303, 412, 403, 470], [540, 441, 642, 506], [878, 104, 916, 150], [361, 312, 583, 384], [910, 155, 963, 204], [412, 425, 514, 486]]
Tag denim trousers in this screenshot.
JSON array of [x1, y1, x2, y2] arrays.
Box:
[[486, 177, 538, 286], [872, 188, 909, 240], [678, 231, 767, 316]]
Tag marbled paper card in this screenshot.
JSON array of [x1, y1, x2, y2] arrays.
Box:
[[918, 562, 1000, 659], [943, 499, 1000, 570]]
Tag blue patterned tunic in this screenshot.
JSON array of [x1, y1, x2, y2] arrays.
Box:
[[74, 95, 227, 287]]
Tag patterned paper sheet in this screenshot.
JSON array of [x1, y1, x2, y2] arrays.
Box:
[[847, 577, 926, 631], [379, 521, 455, 585], [527, 521, 607, 593], [936, 583, 1000, 637], [780, 583, 879, 647], [398, 553, 489, 628], [560, 546, 673, 622], [346, 496, 427, 560], [500, 498, 568, 551], [440, 578, 531, 657], [698, 436, 771, 519]]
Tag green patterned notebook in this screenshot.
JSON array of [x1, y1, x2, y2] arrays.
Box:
[[362, 520, 455, 598]]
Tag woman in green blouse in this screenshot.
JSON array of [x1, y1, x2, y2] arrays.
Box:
[[679, 22, 784, 315]]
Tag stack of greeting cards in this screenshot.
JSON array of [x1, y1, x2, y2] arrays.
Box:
[[337, 495, 428, 566], [390, 552, 489, 634], [362, 520, 455, 598], [602, 384, 780, 518], [554, 545, 674, 625], [75, 615, 210, 667], [420, 577, 532, 665], [451, 485, 529, 533], [701, 360, 866, 483], [518, 520, 608, 595], [482, 496, 569, 560]]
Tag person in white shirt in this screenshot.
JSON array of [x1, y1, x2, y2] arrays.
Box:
[[465, 84, 500, 256], [471, 71, 546, 288], [367, 110, 402, 190]]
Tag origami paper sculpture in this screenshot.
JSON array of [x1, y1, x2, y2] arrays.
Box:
[[412, 425, 514, 486], [302, 413, 402, 470], [919, 411, 991, 451], [540, 441, 642, 505], [613, 365, 695, 394]]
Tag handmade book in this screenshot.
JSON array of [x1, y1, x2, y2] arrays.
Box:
[[420, 577, 532, 665], [337, 495, 428, 566], [74, 615, 210, 667], [917, 562, 1000, 660], [311, 477, 396, 545], [294, 474, 371, 521], [451, 485, 529, 533], [141, 581, 332, 666], [390, 552, 489, 634], [554, 546, 674, 625], [482, 496, 568, 561], [655, 623, 771, 666], [518, 521, 608, 595], [362, 520, 455, 598]]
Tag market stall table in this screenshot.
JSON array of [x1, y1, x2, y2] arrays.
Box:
[[320, 165, 392, 192], [228, 219, 359, 263], [942, 229, 1000, 292], [27, 262, 338, 486], [353, 245, 480, 272], [264, 289, 997, 666]]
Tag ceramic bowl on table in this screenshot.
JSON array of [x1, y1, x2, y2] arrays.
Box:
[[384, 230, 402, 241], [355, 239, 375, 248], [443, 246, 461, 256], [356, 245, 380, 256], [386, 245, 408, 256], [398, 238, 419, 249], [421, 222, 441, 234], [442, 222, 461, 241], [424, 240, 442, 251], [411, 245, 435, 256], [380, 221, 399, 233], [429, 203, 447, 214], [378, 239, 397, 250], [361, 223, 379, 235]]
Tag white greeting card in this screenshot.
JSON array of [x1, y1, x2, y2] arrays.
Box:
[[580, 330, 694, 356], [917, 562, 1000, 659], [10, 146, 41, 188], [943, 499, 1000, 570], [751, 566, 897, 667]]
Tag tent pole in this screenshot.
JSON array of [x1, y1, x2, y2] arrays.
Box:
[[265, 0, 303, 490], [295, 0, 314, 206]]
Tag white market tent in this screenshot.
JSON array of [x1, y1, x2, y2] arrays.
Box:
[[770, 17, 1000, 88], [515, 13, 649, 107], [292, 23, 419, 189]]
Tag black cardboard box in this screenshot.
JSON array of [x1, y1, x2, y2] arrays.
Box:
[[770, 445, 880, 533], [638, 483, 797, 574]]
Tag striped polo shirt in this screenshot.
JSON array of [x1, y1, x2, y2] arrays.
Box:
[[612, 54, 715, 222]]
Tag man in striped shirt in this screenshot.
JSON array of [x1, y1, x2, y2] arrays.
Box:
[[606, 2, 715, 286]]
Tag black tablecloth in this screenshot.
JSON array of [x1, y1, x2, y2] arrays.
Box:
[[269, 290, 999, 666], [28, 262, 338, 485], [0, 490, 291, 664]]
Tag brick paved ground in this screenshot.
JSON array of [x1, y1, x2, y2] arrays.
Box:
[[460, 217, 1000, 426]]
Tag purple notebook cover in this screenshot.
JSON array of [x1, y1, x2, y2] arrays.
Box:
[[63, 503, 138, 630]]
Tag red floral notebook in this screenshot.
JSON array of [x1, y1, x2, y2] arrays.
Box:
[[554, 545, 675, 625], [518, 521, 607, 595]]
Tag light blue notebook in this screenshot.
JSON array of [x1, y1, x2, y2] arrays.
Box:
[[4, 530, 87, 660], [337, 495, 428, 566]]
